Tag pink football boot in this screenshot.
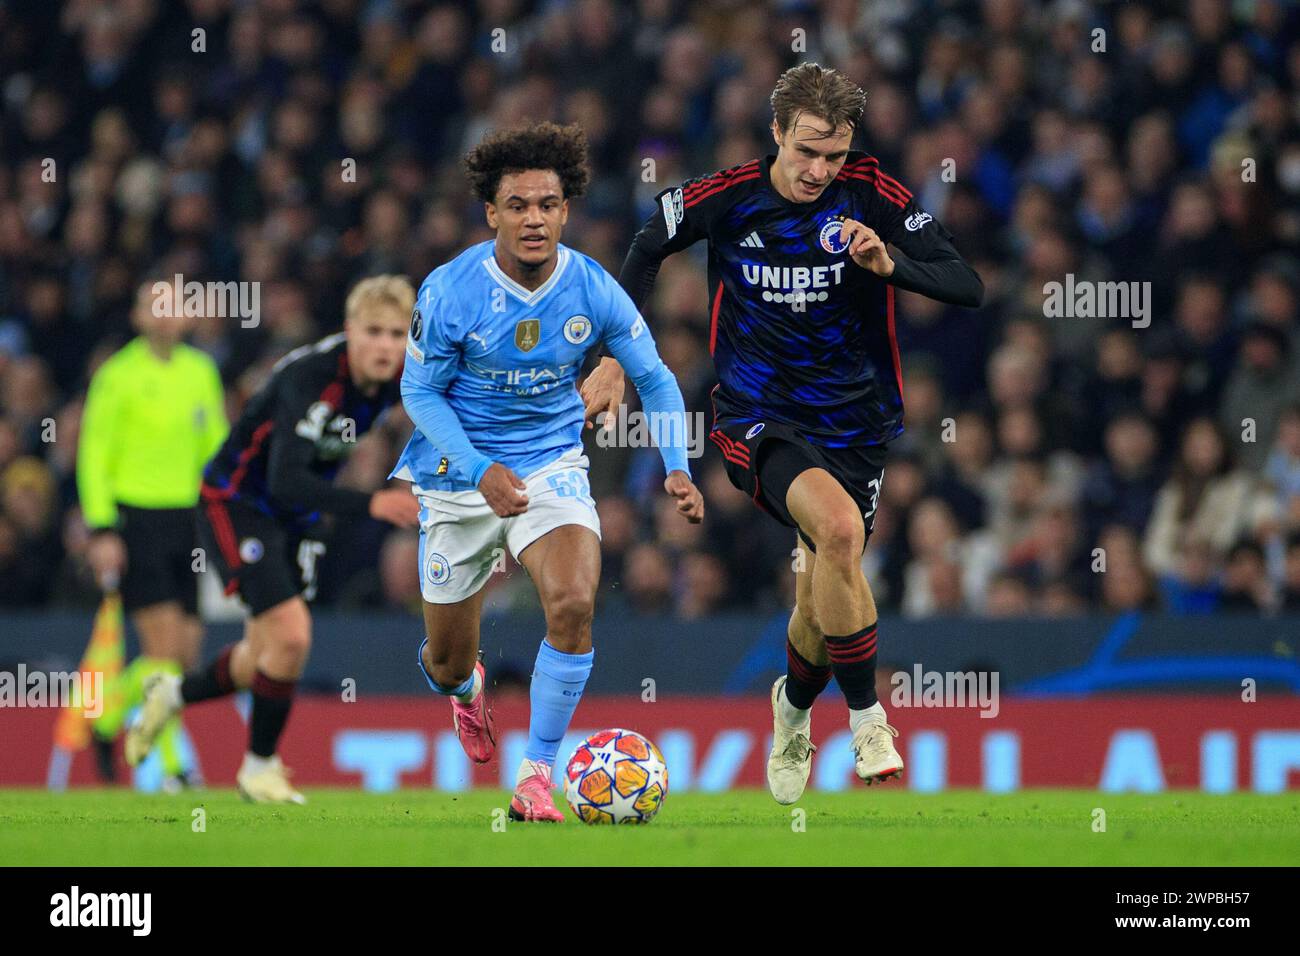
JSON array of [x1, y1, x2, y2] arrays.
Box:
[[509, 761, 565, 822], [450, 662, 497, 764]]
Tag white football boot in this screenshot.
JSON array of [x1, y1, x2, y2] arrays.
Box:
[[125, 672, 182, 766], [851, 710, 904, 785], [236, 755, 306, 805], [766, 676, 816, 804]]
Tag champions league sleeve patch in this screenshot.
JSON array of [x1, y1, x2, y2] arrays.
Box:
[[406, 304, 425, 363], [660, 187, 683, 239]]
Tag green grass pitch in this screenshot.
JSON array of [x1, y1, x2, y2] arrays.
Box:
[[2, 789, 1297, 866]]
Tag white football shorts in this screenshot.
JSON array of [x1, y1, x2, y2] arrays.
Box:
[[414, 447, 601, 604]]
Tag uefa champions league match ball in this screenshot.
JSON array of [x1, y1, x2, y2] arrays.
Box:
[[563, 728, 669, 824]]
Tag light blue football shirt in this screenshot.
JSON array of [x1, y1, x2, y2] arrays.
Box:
[[392, 239, 689, 492]]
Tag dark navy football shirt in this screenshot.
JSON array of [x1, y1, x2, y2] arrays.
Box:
[[619, 151, 982, 448]]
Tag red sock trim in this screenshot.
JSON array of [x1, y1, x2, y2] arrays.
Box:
[[214, 645, 236, 694], [825, 623, 879, 664], [786, 640, 832, 687], [251, 670, 297, 700]]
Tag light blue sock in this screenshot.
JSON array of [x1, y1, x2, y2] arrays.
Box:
[[525, 639, 594, 765], [416, 638, 475, 697]]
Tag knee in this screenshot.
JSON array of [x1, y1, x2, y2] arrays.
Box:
[[276, 628, 312, 662], [261, 601, 312, 660], [811, 510, 864, 564], [544, 587, 595, 646]]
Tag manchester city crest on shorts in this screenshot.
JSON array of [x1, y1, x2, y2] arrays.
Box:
[[563, 314, 592, 345], [515, 318, 540, 352], [425, 551, 451, 586], [239, 537, 264, 564], [819, 216, 850, 254]]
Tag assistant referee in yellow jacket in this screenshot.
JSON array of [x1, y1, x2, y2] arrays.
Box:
[[77, 279, 228, 784]]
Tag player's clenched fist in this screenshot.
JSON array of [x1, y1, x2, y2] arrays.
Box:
[[664, 469, 704, 524], [369, 488, 421, 528], [838, 218, 895, 277], [478, 462, 530, 517]]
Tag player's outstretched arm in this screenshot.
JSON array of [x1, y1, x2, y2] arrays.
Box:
[[77, 361, 129, 587], [368, 487, 421, 526], [600, 285, 703, 523], [76, 360, 122, 534], [402, 383, 528, 517], [266, 368, 419, 527], [403, 281, 527, 517], [400, 374, 528, 518], [629, 357, 702, 524]]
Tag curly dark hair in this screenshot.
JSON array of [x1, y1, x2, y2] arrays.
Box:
[[464, 122, 590, 203]]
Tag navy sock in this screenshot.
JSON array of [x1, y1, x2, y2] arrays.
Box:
[[249, 670, 296, 758], [824, 621, 879, 709], [180, 644, 236, 704], [784, 639, 832, 709]]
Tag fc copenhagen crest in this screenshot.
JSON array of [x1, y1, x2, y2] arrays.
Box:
[[563, 314, 592, 345], [239, 537, 264, 564], [819, 216, 850, 254], [515, 318, 541, 352]]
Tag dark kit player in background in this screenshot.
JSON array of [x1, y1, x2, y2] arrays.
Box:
[[127, 276, 421, 804], [583, 62, 983, 804]]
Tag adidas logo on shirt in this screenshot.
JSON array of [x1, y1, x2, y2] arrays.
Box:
[[739, 231, 765, 249]]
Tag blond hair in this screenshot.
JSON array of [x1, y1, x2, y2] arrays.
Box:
[[345, 275, 415, 323], [770, 62, 865, 137]]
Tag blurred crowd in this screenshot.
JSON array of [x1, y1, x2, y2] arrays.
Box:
[[1, 0, 1299, 619]]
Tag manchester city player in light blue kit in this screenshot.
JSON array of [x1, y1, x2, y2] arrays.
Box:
[[393, 123, 704, 821]]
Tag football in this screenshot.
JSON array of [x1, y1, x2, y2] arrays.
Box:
[[562, 729, 669, 825]]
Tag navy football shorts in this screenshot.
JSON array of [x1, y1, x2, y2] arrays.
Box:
[[710, 419, 887, 554]]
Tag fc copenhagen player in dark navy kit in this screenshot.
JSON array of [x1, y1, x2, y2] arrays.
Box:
[[582, 63, 983, 804], [127, 276, 421, 803]]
